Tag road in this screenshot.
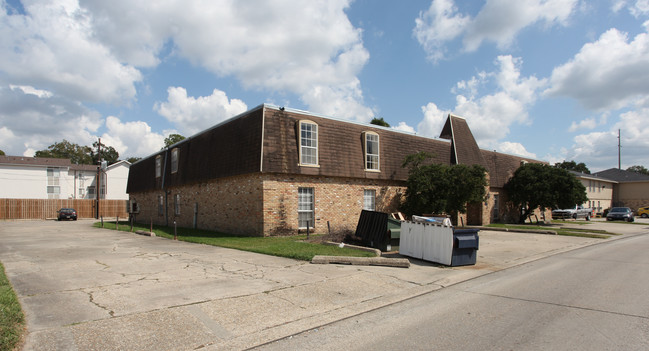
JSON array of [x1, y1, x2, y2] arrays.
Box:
[[256, 232, 649, 350]]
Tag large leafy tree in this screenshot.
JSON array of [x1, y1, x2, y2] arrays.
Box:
[[370, 117, 390, 127], [626, 165, 649, 175], [401, 152, 488, 218], [91, 141, 119, 165], [34, 140, 120, 165], [0, 149, 5, 156], [505, 163, 587, 223], [163, 133, 186, 149], [35, 140, 93, 165], [555, 160, 590, 174]]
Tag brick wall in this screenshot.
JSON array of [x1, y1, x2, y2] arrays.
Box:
[[129, 173, 264, 236], [262, 173, 405, 236]]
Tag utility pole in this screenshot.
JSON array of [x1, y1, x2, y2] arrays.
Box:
[[96, 138, 102, 219], [618, 129, 621, 170]]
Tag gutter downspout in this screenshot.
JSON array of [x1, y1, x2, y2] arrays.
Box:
[[259, 106, 266, 235], [260, 106, 266, 173]]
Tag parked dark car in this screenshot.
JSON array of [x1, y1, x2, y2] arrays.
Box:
[[606, 207, 634, 222], [57, 208, 77, 221]]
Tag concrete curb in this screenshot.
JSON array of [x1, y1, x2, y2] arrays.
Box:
[[134, 230, 156, 237], [323, 241, 381, 256], [468, 226, 557, 235], [311, 255, 410, 268]]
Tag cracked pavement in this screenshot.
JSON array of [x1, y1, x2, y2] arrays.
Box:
[[1, 219, 635, 350]]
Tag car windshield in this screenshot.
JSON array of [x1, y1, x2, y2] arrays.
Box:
[[610, 208, 627, 213]]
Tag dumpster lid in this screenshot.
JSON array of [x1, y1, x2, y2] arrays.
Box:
[[455, 235, 479, 249]]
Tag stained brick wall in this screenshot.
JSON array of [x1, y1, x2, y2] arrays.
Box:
[[129, 173, 264, 236], [130, 172, 405, 237], [262, 173, 405, 236]]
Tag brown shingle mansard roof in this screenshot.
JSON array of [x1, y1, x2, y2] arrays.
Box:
[[127, 104, 544, 193]]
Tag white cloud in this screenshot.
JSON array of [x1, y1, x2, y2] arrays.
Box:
[[0, 0, 142, 103], [418, 56, 546, 150], [463, 0, 578, 52], [566, 108, 649, 170], [154, 87, 248, 135], [81, 0, 371, 120], [414, 0, 578, 61], [99, 116, 166, 158], [392, 122, 416, 133], [0, 86, 101, 156], [414, 0, 470, 62], [545, 26, 649, 111], [568, 117, 602, 132], [630, 0, 649, 17], [9, 85, 52, 98], [417, 102, 451, 138], [498, 141, 537, 158]]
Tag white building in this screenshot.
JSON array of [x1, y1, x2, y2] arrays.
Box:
[[0, 156, 130, 200]]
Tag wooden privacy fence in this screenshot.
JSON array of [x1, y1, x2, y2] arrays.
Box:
[[0, 199, 129, 220]]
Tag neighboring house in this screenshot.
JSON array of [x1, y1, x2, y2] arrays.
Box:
[[127, 104, 545, 236], [570, 171, 616, 215], [0, 156, 130, 200], [592, 168, 649, 210]]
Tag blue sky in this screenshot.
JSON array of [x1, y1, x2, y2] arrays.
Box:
[[1, 0, 649, 172]]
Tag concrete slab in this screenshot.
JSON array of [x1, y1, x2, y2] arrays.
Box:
[[0, 219, 645, 350]]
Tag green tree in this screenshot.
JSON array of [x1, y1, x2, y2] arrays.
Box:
[[554, 160, 590, 174], [91, 141, 119, 165], [0, 149, 5, 156], [626, 165, 649, 175], [505, 163, 587, 223], [163, 133, 186, 149], [35, 140, 93, 164], [370, 117, 390, 127], [126, 157, 142, 164], [400, 152, 488, 218]]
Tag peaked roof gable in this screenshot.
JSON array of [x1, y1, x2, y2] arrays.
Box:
[[439, 114, 487, 167]]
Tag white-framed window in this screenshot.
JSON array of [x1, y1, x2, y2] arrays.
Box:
[[363, 189, 376, 211], [174, 194, 180, 216], [155, 156, 162, 178], [298, 187, 314, 229], [364, 132, 379, 171], [171, 148, 179, 174], [299, 121, 318, 166], [158, 195, 164, 216], [47, 185, 60, 199], [46, 167, 60, 178]]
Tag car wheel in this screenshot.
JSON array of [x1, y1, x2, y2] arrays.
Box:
[[642, 213, 648, 218], [585, 215, 590, 221]]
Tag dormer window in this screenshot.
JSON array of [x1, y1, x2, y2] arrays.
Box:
[[364, 132, 380, 171], [171, 148, 179, 174], [299, 120, 318, 166], [155, 156, 161, 178]]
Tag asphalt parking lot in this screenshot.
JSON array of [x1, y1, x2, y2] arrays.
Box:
[[1, 218, 647, 350]]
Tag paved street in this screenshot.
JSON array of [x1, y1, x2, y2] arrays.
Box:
[[258, 231, 649, 350], [0, 219, 646, 350]]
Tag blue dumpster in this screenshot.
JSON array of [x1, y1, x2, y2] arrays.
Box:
[[451, 229, 479, 266]]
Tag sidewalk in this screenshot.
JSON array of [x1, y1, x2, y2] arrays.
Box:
[[1, 220, 645, 351]]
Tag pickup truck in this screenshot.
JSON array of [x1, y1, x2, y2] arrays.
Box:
[[552, 206, 592, 220]]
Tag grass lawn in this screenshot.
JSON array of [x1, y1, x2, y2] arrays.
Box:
[[0, 262, 24, 351], [93, 222, 376, 261], [486, 223, 621, 239]]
